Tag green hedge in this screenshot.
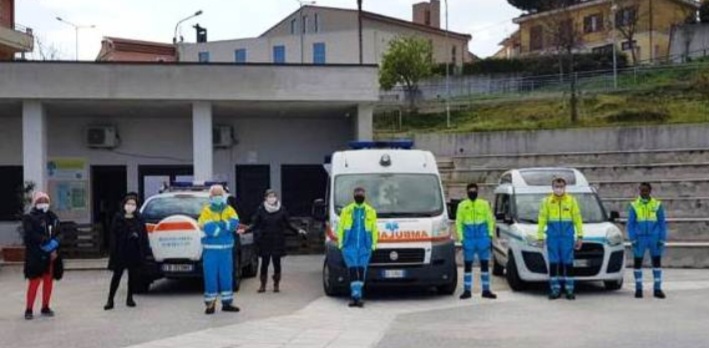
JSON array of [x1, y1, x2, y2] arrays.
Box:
[[437, 52, 628, 77]]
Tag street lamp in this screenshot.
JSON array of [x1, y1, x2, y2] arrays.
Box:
[[295, 0, 316, 64], [173, 10, 203, 44], [358, 0, 363, 64], [611, 0, 618, 89], [444, 0, 451, 128], [56, 17, 95, 61]]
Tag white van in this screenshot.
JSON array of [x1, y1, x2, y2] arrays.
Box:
[[491, 168, 626, 291], [314, 141, 458, 296]]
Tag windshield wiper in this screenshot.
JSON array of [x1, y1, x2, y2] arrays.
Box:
[[517, 218, 538, 224]]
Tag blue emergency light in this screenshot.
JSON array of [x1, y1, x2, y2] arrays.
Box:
[[167, 181, 230, 192], [348, 140, 414, 150]]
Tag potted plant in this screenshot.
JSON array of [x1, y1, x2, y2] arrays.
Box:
[[1, 181, 35, 263]]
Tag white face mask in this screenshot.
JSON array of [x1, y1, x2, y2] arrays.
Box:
[[36, 203, 50, 213], [124, 204, 137, 214], [553, 187, 565, 196], [266, 197, 278, 205]]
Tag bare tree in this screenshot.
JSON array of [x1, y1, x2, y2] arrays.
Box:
[[32, 35, 62, 61], [611, 0, 645, 64], [540, 0, 585, 123]]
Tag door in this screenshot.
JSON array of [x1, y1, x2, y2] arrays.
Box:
[[91, 166, 128, 251], [493, 193, 513, 263], [235, 165, 270, 224], [138, 165, 193, 202], [281, 165, 327, 217]]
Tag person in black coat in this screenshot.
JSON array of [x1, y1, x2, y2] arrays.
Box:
[[249, 189, 307, 293], [104, 195, 149, 310], [23, 191, 61, 320]]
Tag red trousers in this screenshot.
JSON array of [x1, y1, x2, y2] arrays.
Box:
[[26, 264, 53, 311]]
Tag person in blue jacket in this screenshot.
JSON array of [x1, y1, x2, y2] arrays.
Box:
[[627, 182, 667, 299], [198, 185, 241, 314]]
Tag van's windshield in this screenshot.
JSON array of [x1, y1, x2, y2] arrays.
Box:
[[514, 193, 607, 224], [141, 195, 208, 223], [334, 174, 444, 218]]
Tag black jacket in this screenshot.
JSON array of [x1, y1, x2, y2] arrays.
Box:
[[23, 209, 61, 279], [250, 204, 300, 257], [108, 212, 149, 270]]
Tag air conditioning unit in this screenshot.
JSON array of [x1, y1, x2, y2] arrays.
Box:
[[213, 125, 234, 148], [86, 126, 119, 149]]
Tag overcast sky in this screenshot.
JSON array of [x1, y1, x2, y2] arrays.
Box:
[[17, 0, 521, 61]]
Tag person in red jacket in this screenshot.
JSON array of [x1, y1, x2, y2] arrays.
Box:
[[22, 192, 61, 320]]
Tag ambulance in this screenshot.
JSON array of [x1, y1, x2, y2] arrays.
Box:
[[135, 182, 259, 293], [314, 141, 458, 296], [490, 168, 626, 291]]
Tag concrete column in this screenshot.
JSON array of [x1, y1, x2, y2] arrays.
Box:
[[22, 101, 47, 192], [355, 104, 374, 141], [192, 101, 213, 182]]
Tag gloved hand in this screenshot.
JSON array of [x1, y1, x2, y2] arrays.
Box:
[[41, 239, 59, 253], [574, 239, 583, 251], [657, 240, 666, 248]]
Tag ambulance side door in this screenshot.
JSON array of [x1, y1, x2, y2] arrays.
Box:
[[493, 192, 513, 265]]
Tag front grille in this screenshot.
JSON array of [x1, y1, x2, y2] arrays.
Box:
[[574, 243, 605, 277], [607, 250, 625, 273], [370, 248, 425, 265], [522, 251, 548, 274]]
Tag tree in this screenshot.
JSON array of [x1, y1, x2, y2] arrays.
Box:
[[540, 0, 584, 123], [32, 35, 62, 61], [702, 1, 709, 23], [611, 0, 645, 64], [379, 36, 434, 110], [507, 0, 577, 13]]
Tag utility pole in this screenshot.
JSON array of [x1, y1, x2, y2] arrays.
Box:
[[358, 0, 363, 64], [296, 1, 316, 64], [612, 0, 618, 89], [445, 0, 451, 128], [649, 0, 654, 63], [56, 17, 95, 61]]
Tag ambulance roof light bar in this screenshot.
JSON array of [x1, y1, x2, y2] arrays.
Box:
[[167, 181, 230, 192], [348, 140, 414, 150]]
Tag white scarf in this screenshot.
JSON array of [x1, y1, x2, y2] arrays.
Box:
[[264, 200, 281, 213]]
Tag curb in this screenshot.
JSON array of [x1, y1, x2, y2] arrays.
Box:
[[1, 259, 108, 271]]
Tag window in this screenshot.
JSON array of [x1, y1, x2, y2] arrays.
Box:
[[0, 166, 23, 221], [622, 40, 637, 51], [273, 45, 286, 64], [584, 13, 604, 33], [198, 51, 210, 63], [142, 195, 209, 222], [494, 194, 512, 220], [314, 13, 320, 33], [234, 49, 247, 63], [592, 44, 614, 54], [313, 42, 326, 64], [514, 193, 607, 224], [302, 15, 308, 34], [451, 45, 457, 66], [616, 7, 637, 27], [530, 25, 544, 51], [290, 18, 297, 35]]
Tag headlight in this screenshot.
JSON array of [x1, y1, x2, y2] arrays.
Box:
[[606, 229, 623, 246], [525, 233, 544, 248], [434, 220, 451, 238]]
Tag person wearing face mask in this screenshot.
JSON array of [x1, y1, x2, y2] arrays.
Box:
[[537, 178, 584, 300], [627, 183, 667, 299], [248, 189, 307, 293], [104, 195, 149, 310], [22, 192, 61, 320], [337, 187, 378, 308], [456, 183, 497, 300], [198, 185, 240, 314]]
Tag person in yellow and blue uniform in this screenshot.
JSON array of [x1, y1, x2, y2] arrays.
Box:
[[627, 182, 667, 299], [537, 178, 584, 300], [456, 183, 497, 300], [198, 185, 241, 315], [337, 187, 378, 308]]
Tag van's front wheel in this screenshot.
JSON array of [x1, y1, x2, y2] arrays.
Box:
[[492, 256, 505, 277], [506, 252, 528, 291]]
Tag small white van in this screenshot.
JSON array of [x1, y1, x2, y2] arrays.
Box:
[[491, 168, 626, 291], [314, 141, 458, 296]]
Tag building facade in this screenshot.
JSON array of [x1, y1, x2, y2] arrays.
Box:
[[95, 37, 177, 62], [499, 0, 699, 64], [0, 62, 378, 246], [178, 3, 471, 68], [0, 0, 33, 60]]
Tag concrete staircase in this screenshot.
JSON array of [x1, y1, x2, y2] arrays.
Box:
[[439, 148, 709, 268]]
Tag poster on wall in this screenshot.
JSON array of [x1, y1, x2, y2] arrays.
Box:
[[47, 158, 89, 222]]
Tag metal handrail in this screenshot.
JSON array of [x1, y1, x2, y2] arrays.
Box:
[[12, 23, 33, 35]]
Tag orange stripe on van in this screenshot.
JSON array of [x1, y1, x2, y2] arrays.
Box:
[[148, 221, 198, 233]]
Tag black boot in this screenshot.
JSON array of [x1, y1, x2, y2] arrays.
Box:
[[41, 307, 55, 317], [348, 298, 358, 307], [356, 299, 365, 308], [654, 289, 666, 299], [482, 291, 498, 299], [459, 291, 472, 300], [548, 291, 562, 300], [104, 299, 115, 310], [258, 273, 267, 293], [205, 301, 216, 315], [222, 304, 241, 312], [273, 273, 281, 293], [24, 309, 33, 320], [126, 297, 136, 308], [565, 291, 576, 301], [635, 290, 643, 299]]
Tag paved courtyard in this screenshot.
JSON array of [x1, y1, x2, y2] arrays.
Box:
[[1, 255, 708, 348]]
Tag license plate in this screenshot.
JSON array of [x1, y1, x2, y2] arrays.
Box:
[[162, 264, 194, 273], [382, 270, 406, 279], [573, 259, 590, 267]]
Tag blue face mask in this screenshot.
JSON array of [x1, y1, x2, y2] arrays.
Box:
[[210, 196, 225, 208]]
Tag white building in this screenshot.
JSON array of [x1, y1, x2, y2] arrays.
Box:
[[0, 62, 377, 246], [178, 2, 472, 68]]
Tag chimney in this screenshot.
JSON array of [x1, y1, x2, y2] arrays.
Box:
[[430, 0, 440, 29], [194, 24, 207, 43], [412, 1, 440, 28]]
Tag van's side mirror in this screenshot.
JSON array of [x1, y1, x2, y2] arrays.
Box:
[[447, 199, 461, 220], [609, 211, 620, 222], [312, 199, 328, 222], [496, 213, 514, 224]]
